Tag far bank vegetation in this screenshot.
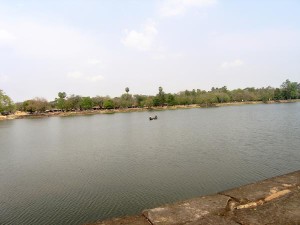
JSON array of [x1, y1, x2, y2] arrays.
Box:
[[1, 79, 300, 115]]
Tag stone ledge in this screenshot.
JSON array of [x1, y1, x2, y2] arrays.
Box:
[[220, 170, 300, 203], [143, 195, 230, 225], [230, 188, 300, 225], [84, 215, 151, 225], [85, 170, 300, 225]]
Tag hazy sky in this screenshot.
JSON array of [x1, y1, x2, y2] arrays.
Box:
[[0, 0, 300, 101]]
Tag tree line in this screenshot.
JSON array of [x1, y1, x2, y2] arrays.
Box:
[[1, 79, 300, 114]]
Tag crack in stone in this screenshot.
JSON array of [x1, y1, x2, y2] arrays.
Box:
[[143, 214, 154, 225]]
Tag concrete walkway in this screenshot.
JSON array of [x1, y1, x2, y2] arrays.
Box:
[[86, 170, 300, 225]]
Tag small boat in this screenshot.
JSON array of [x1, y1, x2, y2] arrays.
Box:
[[149, 115, 158, 120]]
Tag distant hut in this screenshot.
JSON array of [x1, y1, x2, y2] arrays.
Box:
[[92, 106, 101, 110]]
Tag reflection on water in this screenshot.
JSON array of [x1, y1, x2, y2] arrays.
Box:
[[0, 103, 300, 225]]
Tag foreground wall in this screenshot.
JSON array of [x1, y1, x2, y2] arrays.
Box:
[[86, 170, 300, 225]]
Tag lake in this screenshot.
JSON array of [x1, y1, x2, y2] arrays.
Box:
[[1, 103, 300, 225]]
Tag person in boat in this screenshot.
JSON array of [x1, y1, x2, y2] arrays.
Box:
[[149, 115, 158, 120]]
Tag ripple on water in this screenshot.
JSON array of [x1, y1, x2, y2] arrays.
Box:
[[0, 103, 300, 224]]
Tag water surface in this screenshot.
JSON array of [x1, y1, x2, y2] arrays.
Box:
[[0, 103, 300, 224]]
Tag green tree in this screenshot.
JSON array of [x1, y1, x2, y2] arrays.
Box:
[[176, 93, 191, 105], [258, 86, 274, 102], [153, 97, 160, 106], [215, 92, 230, 103], [92, 96, 105, 109], [220, 86, 228, 93], [274, 88, 282, 100], [281, 79, 298, 99], [166, 94, 176, 106], [159, 86, 163, 94], [134, 95, 147, 107], [0, 90, 15, 113], [21, 98, 49, 113], [58, 92, 66, 99], [34, 98, 49, 112], [79, 97, 93, 110], [21, 100, 34, 113], [120, 93, 133, 108], [231, 89, 245, 102], [157, 86, 165, 106], [56, 92, 67, 110], [65, 95, 81, 110], [142, 97, 154, 108], [103, 99, 114, 109], [112, 97, 121, 109], [56, 98, 65, 110]]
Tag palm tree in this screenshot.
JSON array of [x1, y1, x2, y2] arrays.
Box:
[[158, 86, 165, 106], [158, 86, 163, 94]]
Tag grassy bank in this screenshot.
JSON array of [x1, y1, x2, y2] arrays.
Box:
[[0, 100, 299, 121]]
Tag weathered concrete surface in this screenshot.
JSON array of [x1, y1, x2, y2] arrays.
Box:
[[220, 170, 300, 203], [143, 195, 230, 225], [229, 188, 300, 225], [85, 215, 150, 225], [271, 170, 300, 185], [86, 170, 300, 225], [184, 214, 240, 225]]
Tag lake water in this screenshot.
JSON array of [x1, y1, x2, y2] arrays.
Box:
[[1, 103, 300, 225]]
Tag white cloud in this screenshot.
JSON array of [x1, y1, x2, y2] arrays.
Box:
[[0, 29, 16, 44], [0, 74, 9, 83], [67, 71, 83, 79], [16, 2, 25, 8], [121, 20, 158, 51], [221, 59, 245, 69], [86, 75, 104, 82], [87, 59, 102, 65], [152, 53, 167, 60], [152, 52, 184, 60], [67, 71, 104, 82], [0, 20, 103, 60], [159, 0, 217, 17]]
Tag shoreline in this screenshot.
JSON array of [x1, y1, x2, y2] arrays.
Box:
[[0, 99, 299, 121], [86, 170, 300, 225]]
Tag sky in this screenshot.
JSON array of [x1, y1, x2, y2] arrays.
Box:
[[0, 0, 300, 102]]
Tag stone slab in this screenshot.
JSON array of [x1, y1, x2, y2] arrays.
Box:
[[143, 195, 230, 225], [232, 188, 300, 225], [220, 171, 300, 203], [271, 170, 300, 186], [185, 214, 240, 225], [84, 215, 150, 225], [86, 170, 300, 225]]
